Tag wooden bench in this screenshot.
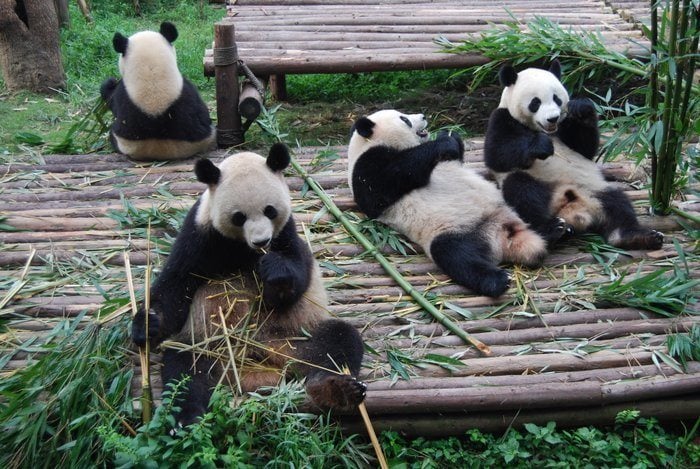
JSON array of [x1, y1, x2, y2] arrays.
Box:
[[204, 0, 647, 146]]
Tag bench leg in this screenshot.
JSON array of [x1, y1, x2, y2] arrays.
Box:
[[214, 22, 244, 147], [270, 74, 287, 101]]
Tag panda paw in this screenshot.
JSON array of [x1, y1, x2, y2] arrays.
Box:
[[566, 98, 597, 125], [476, 269, 511, 298], [259, 255, 302, 308], [530, 133, 554, 161], [615, 228, 664, 251], [435, 131, 464, 162], [306, 374, 367, 411], [131, 307, 161, 347], [544, 217, 574, 245]]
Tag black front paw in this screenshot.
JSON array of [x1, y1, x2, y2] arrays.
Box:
[[530, 133, 554, 161], [258, 254, 300, 308], [132, 307, 161, 347], [435, 131, 464, 162], [306, 374, 367, 411], [566, 98, 597, 125]]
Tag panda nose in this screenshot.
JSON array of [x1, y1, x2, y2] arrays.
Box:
[[547, 116, 559, 123]]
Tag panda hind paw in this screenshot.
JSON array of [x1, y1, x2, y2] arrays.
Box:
[[475, 269, 511, 298], [306, 374, 367, 411], [544, 217, 574, 245], [616, 229, 664, 251]]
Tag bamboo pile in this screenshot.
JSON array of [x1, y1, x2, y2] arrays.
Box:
[[1, 141, 699, 436]]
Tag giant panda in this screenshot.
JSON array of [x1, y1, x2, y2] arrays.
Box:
[[484, 61, 664, 250], [347, 109, 565, 298], [100, 22, 215, 161], [131, 143, 366, 426]]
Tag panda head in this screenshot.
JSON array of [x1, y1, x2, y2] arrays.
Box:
[[112, 22, 183, 116], [498, 61, 569, 134], [194, 143, 292, 251], [349, 109, 428, 153]]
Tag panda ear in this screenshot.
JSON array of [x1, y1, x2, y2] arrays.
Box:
[[354, 117, 375, 138], [499, 64, 518, 87], [549, 60, 562, 80], [113, 33, 128, 54], [160, 22, 178, 43], [195, 158, 221, 186], [266, 143, 290, 172]]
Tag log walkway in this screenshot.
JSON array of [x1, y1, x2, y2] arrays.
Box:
[[204, 0, 651, 144], [1, 141, 698, 436]]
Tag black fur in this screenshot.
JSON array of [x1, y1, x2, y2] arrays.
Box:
[[499, 65, 518, 86], [593, 187, 664, 249], [352, 133, 464, 218], [159, 21, 178, 43], [112, 32, 128, 54], [484, 108, 554, 172], [100, 77, 213, 144], [194, 158, 220, 185], [557, 98, 599, 159], [430, 228, 511, 298], [266, 142, 291, 172]]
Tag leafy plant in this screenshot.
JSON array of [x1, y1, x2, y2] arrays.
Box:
[[381, 413, 700, 468], [99, 381, 373, 468], [667, 323, 700, 369]]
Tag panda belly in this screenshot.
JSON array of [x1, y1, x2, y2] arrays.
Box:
[[380, 161, 509, 256], [114, 133, 215, 161], [524, 138, 608, 230], [172, 266, 328, 392]]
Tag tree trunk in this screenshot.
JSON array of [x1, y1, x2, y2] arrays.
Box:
[[0, 0, 66, 93]]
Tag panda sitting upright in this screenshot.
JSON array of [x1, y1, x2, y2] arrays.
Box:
[[132, 143, 365, 426], [101, 22, 215, 161], [484, 60, 663, 250], [348, 109, 564, 298]]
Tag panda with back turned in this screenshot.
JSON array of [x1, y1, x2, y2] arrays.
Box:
[[131, 143, 365, 426], [484, 60, 663, 250], [100, 22, 215, 161], [348, 109, 567, 298]]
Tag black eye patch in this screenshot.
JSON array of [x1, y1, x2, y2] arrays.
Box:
[[400, 116, 412, 128], [528, 97, 541, 113], [553, 94, 562, 106], [264, 205, 278, 219], [232, 212, 247, 227]]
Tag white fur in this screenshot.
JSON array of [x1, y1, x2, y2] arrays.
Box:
[[114, 134, 215, 161], [195, 152, 291, 250], [119, 30, 183, 117], [499, 68, 569, 134]]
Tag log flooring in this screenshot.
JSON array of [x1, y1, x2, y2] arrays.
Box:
[[203, 0, 651, 77], [1, 141, 698, 436]]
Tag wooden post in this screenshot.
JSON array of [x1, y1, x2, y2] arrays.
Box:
[[214, 21, 243, 147], [238, 81, 263, 122], [269, 74, 287, 101]]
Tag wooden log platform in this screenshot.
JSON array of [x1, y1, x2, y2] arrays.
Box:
[[204, 0, 651, 143], [1, 140, 698, 436]]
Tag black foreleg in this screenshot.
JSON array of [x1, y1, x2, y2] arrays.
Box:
[[300, 319, 366, 411], [595, 188, 663, 249], [501, 172, 571, 245], [161, 349, 221, 427], [430, 231, 511, 297]]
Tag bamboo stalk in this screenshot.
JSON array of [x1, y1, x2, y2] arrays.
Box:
[[289, 156, 491, 356]]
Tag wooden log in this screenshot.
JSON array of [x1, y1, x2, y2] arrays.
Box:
[[269, 74, 287, 101], [338, 396, 700, 436], [238, 81, 264, 121], [214, 22, 243, 147]]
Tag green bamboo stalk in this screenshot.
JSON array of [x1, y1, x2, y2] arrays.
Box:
[[289, 157, 492, 356], [650, 0, 660, 187]]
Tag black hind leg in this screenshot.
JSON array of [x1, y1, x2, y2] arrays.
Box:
[[596, 188, 664, 250], [501, 171, 571, 245], [430, 231, 511, 297], [299, 319, 366, 411], [161, 349, 220, 427]]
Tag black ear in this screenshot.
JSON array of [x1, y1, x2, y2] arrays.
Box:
[[354, 117, 375, 138], [113, 33, 128, 54], [499, 64, 518, 87], [267, 143, 290, 172], [549, 60, 562, 80], [160, 22, 178, 43], [195, 158, 220, 185]]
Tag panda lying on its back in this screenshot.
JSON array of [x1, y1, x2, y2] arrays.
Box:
[[132, 144, 365, 426], [484, 60, 663, 250], [348, 110, 565, 298], [101, 22, 215, 161]]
